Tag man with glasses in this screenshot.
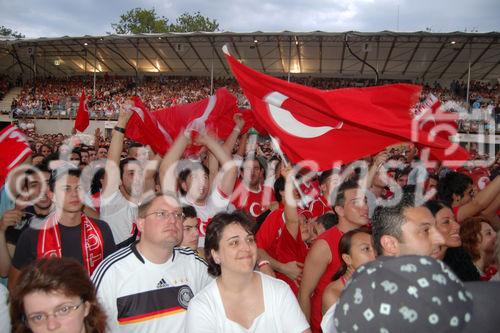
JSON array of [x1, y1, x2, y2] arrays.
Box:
[[92, 193, 212, 333]]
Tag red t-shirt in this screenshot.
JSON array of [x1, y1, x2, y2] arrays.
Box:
[[256, 208, 285, 258], [231, 179, 275, 217], [275, 225, 309, 296], [310, 226, 344, 333]]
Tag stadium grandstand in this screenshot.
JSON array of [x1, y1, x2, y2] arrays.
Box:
[[0, 31, 498, 143], [1, 28, 500, 333]]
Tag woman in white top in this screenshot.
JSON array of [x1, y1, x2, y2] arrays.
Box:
[[186, 211, 310, 333]]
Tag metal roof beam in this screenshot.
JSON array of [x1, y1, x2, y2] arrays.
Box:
[[481, 59, 500, 80], [339, 40, 346, 74], [254, 37, 266, 72], [381, 36, 397, 74], [54, 40, 98, 72], [438, 39, 469, 79], [106, 41, 137, 74], [143, 38, 174, 72], [208, 37, 229, 75], [35, 45, 66, 76], [295, 37, 302, 74], [277, 38, 286, 73], [402, 36, 423, 75], [460, 38, 497, 79], [229, 36, 242, 59], [319, 37, 323, 73], [62, 40, 113, 73], [187, 38, 209, 72], [128, 39, 160, 72], [163, 38, 191, 72], [422, 39, 447, 80], [73, 40, 119, 73]]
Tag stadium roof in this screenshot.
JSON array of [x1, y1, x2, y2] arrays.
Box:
[[1, 31, 499, 81]]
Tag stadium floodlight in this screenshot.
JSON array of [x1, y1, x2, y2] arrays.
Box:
[[451, 41, 456, 44]]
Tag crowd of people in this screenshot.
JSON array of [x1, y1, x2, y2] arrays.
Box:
[[3, 75, 499, 134], [0, 75, 500, 333]]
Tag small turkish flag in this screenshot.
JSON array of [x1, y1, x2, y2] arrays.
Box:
[[74, 89, 89, 132], [0, 125, 32, 187]]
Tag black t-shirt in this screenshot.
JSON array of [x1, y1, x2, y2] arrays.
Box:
[[5, 206, 46, 245], [12, 218, 116, 270]]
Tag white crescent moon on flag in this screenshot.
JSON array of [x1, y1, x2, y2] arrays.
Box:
[[264, 92, 342, 138]]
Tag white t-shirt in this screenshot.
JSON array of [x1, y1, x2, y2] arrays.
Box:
[[0, 284, 10, 333], [99, 191, 138, 244], [320, 303, 337, 333], [185, 272, 309, 333], [92, 244, 213, 333], [180, 188, 231, 248]]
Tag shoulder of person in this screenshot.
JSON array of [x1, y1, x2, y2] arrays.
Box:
[[174, 247, 208, 266]]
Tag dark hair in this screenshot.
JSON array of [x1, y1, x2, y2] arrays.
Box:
[[273, 176, 285, 203], [177, 163, 210, 196], [119, 157, 139, 179], [49, 167, 81, 192], [438, 171, 473, 207], [334, 179, 359, 209], [424, 200, 450, 216], [37, 144, 52, 154], [318, 169, 335, 185], [182, 205, 197, 219], [90, 168, 105, 195], [460, 216, 494, 261], [9, 258, 106, 333], [395, 167, 411, 180], [371, 193, 415, 255], [316, 212, 338, 230], [204, 211, 254, 277], [331, 227, 372, 281], [253, 209, 271, 234]]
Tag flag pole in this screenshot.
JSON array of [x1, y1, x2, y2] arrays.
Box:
[[269, 135, 308, 208]]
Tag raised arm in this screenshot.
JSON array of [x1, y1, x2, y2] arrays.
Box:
[[102, 105, 133, 198], [457, 175, 500, 222], [195, 133, 237, 197], [282, 166, 300, 240], [159, 133, 190, 193]]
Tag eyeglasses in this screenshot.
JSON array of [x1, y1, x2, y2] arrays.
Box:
[[144, 210, 185, 221], [25, 301, 84, 326]]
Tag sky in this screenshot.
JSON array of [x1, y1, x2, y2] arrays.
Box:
[[0, 0, 498, 38]]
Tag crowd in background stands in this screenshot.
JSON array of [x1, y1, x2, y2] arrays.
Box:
[[0, 75, 13, 101], [2, 76, 498, 131]]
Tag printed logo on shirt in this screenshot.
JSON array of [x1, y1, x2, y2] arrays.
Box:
[[157, 278, 169, 289], [177, 286, 194, 309]]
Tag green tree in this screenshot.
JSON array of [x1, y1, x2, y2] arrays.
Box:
[[111, 8, 169, 34], [111, 9, 219, 34], [168, 11, 219, 32], [0, 25, 24, 38]]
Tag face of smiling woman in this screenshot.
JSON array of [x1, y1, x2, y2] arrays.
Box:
[[211, 223, 257, 275]]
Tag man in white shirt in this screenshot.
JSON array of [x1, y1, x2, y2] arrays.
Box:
[[92, 193, 212, 333]]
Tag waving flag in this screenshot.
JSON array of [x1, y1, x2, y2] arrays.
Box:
[[0, 125, 31, 187], [223, 45, 467, 170], [125, 96, 174, 155], [74, 89, 89, 132], [125, 88, 240, 155]]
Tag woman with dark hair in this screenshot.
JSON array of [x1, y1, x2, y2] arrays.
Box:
[[437, 171, 500, 223], [424, 200, 480, 282], [320, 227, 375, 333], [460, 216, 497, 280], [185, 211, 310, 333], [9, 257, 106, 333]]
